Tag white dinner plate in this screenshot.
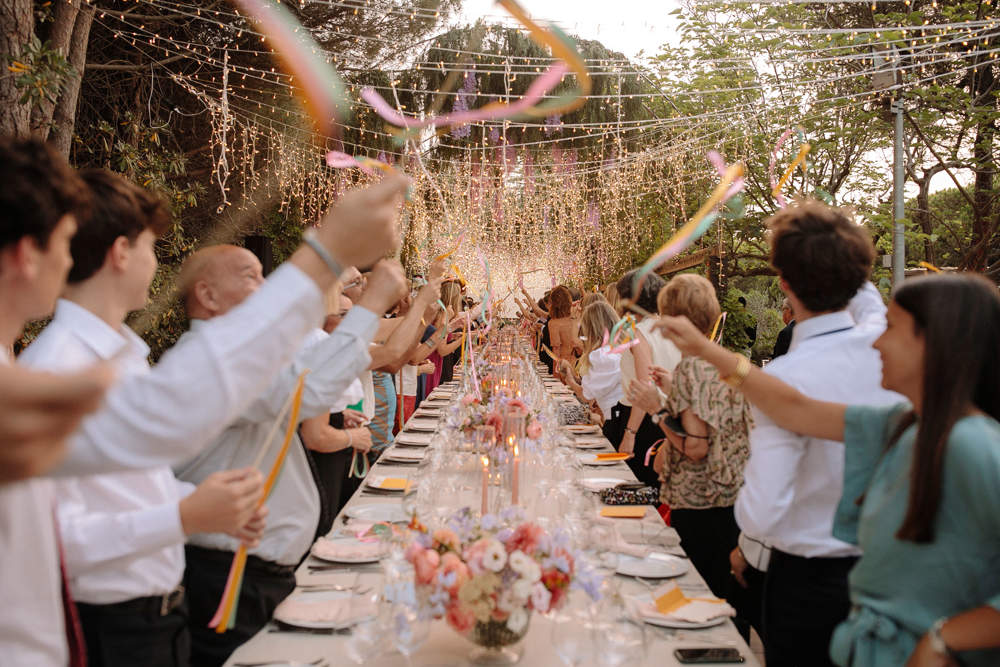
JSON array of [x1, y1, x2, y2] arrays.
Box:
[[616, 553, 689, 579], [566, 424, 601, 434], [343, 504, 409, 524], [273, 590, 376, 630], [580, 477, 626, 492], [579, 454, 628, 466], [572, 438, 608, 449], [310, 536, 384, 564], [393, 434, 432, 447], [626, 595, 728, 630]]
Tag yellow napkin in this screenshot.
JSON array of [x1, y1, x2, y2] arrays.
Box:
[[600, 506, 647, 519], [595, 452, 630, 461], [655, 584, 727, 614], [380, 478, 411, 491]]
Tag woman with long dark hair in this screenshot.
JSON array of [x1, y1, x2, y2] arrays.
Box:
[[654, 273, 1000, 666]]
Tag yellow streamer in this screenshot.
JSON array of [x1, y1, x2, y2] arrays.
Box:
[[918, 261, 943, 273], [771, 143, 811, 198]]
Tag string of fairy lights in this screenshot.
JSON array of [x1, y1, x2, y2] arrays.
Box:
[[85, 0, 999, 288]]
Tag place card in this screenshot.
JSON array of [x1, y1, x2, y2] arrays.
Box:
[[600, 506, 647, 519]]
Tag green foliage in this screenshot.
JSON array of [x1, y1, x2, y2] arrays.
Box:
[[7, 35, 75, 106]]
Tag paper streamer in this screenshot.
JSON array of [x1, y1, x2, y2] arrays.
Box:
[[232, 0, 348, 138], [434, 231, 466, 262], [325, 151, 395, 176], [209, 371, 308, 633], [360, 0, 591, 139], [632, 160, 745, 298], [768, 128, 810, 208], [918, 261, 942, 273], [709, 312, 728, 344]]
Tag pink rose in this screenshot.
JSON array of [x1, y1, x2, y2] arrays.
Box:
[[404, 542, 423, 564], [440, 552, 471, 596], [491, 607, 509, 622], [506, 522, 545, 555], [413, 548, 440, 585], [463, 538, 492, 575], [484, 412, 504, 440], [446, 603, 476, 634], [526, 420, 542, 439], [462, 394, 479, 406], [506, 399, 528, 415]]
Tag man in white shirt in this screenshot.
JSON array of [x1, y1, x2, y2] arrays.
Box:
[[173, 246, 406, 666], [732, 202, 901, 666], [19, 170, 271, 667], [0, 138, 407, 666]]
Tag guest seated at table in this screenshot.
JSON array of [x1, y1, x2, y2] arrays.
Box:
[[19, 170, 268, 667], [625, 274, 752, 605], [559, 301, 623, 441], [174, 248, 406, 667], [654, 272, 1000, 667]]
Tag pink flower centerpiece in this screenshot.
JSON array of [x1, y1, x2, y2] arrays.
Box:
[[403, 507, 600, 658]]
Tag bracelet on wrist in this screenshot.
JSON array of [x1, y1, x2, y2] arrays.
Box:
[[345, 429, 354, 449], [302, 229, 345, 279], [928, 618, 957, 660], [722, 355, 752, 388]]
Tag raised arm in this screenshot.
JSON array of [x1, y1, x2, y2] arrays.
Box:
[[653, 315, 847, 442]]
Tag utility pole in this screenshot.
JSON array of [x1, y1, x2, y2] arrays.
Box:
[[892, 98, 905, 286]]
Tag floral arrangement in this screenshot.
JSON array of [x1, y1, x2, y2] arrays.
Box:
[[403, 507, 600, 636]]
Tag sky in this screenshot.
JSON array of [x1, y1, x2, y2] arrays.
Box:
[[457, 0, 681, 60]]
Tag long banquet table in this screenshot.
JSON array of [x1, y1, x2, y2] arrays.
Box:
[[224, 366, 760, 667]]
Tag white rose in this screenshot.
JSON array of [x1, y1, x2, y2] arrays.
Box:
[[530, 582, 552, 613], [521, 558, 542, 583], [482, 540, 507, 573], [508, 550, 532, 576], [497, 589, 517, 613], [512, 578, 533, 601], [507, 607, 529, 634]]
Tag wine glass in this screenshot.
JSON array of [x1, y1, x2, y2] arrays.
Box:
[[595, 615, 647, 666], [345, 590, 389, 664], [550, 606, 595, 666], [391, 603, 431, 665]]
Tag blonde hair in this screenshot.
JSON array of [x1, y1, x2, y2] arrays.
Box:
[[440, 280, 463, 312], [657, 274, 721, 335], [577, 301, 619, 374], [603, 283, 622, 315]]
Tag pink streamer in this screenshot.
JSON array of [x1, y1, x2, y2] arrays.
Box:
[[360, 63, 568, 131], [768, 128, 796, 208]]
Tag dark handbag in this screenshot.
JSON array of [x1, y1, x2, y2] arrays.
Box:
[[599, 484, 659, 506]]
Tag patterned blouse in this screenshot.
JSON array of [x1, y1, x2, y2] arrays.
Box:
[[659, 356, 753, 509]]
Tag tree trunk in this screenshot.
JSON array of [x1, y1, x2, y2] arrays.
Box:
[[49, 5, 93, 157], [965, 63, 997, 271], [913, 172, 935, 266], [0, 0, 33, 137], [29, 0, 79, 139]]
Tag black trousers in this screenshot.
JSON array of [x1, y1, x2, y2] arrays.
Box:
[[763, 549, 858, 667], [728, 562, 765, 643], [607, 402, 661, 489], [183, 546, 296, 667], [77, 597, 189, 667], [670, 506, 740, 600]]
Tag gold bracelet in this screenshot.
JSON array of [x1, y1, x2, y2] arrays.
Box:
[[722, 355, 751, 388]]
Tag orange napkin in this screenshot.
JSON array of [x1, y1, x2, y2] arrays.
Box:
[[380, 478, 411, 491], [655, 583, 728, 614], [595, 452, 630, 461], [600, 506, 647, 519]]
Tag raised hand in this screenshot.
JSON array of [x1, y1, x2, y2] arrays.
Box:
[[180, 467, 264, 539], [357, 259, 408, 315]]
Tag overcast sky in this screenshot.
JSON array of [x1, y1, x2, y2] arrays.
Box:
[[458, 0, 681, 60]]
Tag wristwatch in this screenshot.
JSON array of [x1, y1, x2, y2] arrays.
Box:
[[928, 618, 957, 661], [650, 409, 670, 425]]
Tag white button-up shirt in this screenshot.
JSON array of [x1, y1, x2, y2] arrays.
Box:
[[735, 282, 902, 559], [0, 263, 323, 666], [19, 300, 196, 605], [175, 306, 377, 565]]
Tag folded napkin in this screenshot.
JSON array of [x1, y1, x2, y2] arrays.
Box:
[[395, 432, 433, 445], [595, 452, 630, 461], [370, 477, 410, 491], [598, 519, 681, 547], [638, 583, 735, 624], [382, 448, 425, 461], [406, 419, 438, 432], [311, 537, 384, 561], [274, 594, 378, 625], [595, 524, 651, 558], [600, 506, 647, 519]]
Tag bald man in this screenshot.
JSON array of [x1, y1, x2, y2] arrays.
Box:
[[174, 247, 406, 666]]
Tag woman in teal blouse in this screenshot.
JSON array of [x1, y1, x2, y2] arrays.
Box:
[[652, 273, 1000, 667]]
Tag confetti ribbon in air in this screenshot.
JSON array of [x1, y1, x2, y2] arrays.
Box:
[[769, 128, 811, 208], [231, 0, 348, 138], [360, 0, 590, 140], [608, 314, 640, 354], [708, 312, 727, 344], [918, 261, 943, 273], [209, 371, 308, 633], [325, 151, 395, 175], [434, 231, 466, 263], [632, 158, 745, 298]]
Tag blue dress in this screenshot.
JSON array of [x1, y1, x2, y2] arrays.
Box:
[[829, 403, 1000, 666]]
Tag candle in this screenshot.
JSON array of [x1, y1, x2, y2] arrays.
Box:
[[512, 443, 520, 505], [481, 455, 490, 515]]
